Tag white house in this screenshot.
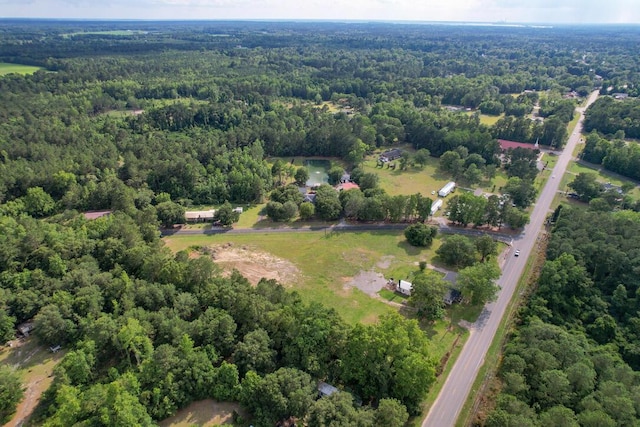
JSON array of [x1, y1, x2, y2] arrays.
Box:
[[438, 181, 456, 197], [397, 280, 413, 296], [430, 199, 443, 215]]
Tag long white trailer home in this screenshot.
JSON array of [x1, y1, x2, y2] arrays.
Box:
[[430, 198, 443, 215], [438, 181, 456, 197]]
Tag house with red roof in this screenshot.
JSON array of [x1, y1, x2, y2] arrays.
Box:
[[336, 182, 360, 191], [497, 139, 539, 152]]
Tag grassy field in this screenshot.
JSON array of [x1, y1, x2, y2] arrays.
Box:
[[378, 288, 409, 303], [565, 161, 640, 199], [164, 230, 438, 324], [362, 150, 508, 201], [162, 230, 466, 367], [361, 153, 450, 197], [0, 63, 42, 76], [478, 113, 504, 126]]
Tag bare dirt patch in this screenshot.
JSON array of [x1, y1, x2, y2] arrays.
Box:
[[377, 255, 395, 269], [206, 243, 301, 286], [159, 399, 246, 427]]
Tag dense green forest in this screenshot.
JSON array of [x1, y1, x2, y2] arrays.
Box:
[[486, 208, 640, 426], [1, 20, 640, 426], [2, 20, 633, 212]]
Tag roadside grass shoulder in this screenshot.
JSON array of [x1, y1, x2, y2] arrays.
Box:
[[455, 231, 547, 427], [410, 325, 469, 427]]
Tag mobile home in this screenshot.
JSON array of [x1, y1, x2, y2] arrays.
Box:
[[438, 181, 456, 197]]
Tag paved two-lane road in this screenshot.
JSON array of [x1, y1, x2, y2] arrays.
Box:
[[423, 90, 600, 427]]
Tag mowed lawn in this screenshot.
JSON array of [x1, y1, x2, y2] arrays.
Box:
[[0, 63, 42, 76], [362, 152, 507, 197], [361, 155, 451, 196]]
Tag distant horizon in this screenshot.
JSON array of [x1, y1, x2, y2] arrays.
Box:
[[2, 17, 640, 28], [0, 0, 637, 25]]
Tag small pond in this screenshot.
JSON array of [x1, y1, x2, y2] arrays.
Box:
[[304, 159, 330, 187]]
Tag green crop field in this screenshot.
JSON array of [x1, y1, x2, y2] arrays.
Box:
[[0, 63, 42, 76]]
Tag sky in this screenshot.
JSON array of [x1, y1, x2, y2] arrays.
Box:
[[0, 0, 638, 24]]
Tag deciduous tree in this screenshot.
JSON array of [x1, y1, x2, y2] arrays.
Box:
[[0, 366, 23, 424], [458, 261, 501, 305], [409, 270, 449, 321], [404, 223, 438, 247], [436, 235, 477, 268]]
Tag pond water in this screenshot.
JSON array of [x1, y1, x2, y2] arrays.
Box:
[[304, 159, 330, 187]]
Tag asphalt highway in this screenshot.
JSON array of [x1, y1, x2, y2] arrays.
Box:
[[422, 90, 600, 427]]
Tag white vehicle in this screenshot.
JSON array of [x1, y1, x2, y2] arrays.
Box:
[[514, 250, 520, 257]]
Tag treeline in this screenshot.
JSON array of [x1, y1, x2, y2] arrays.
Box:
[[580, 131, 640, 181], [485, 207, 640, 426], [490, 94, 575, 149], [0, 209, 433, 425], [584, 96, 640, 139]]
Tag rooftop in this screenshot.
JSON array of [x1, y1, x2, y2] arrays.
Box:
[[498, 139, 539, 151], [336, 182, 360, 191]]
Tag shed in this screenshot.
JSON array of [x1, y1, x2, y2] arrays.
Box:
[[318, 382, 339, 398], [397, 280, 413, 296], [17, 322, 34, 337], [232, 207, 244, 214]]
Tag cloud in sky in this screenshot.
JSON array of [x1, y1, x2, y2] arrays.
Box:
[[0, 0, 638, 23]]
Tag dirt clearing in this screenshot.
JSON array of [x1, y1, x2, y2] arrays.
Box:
[[159, 399, 245, 427], [206, 243, 301, 286], [344, 270, 389, 296], [1, 337, 63, 427]]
